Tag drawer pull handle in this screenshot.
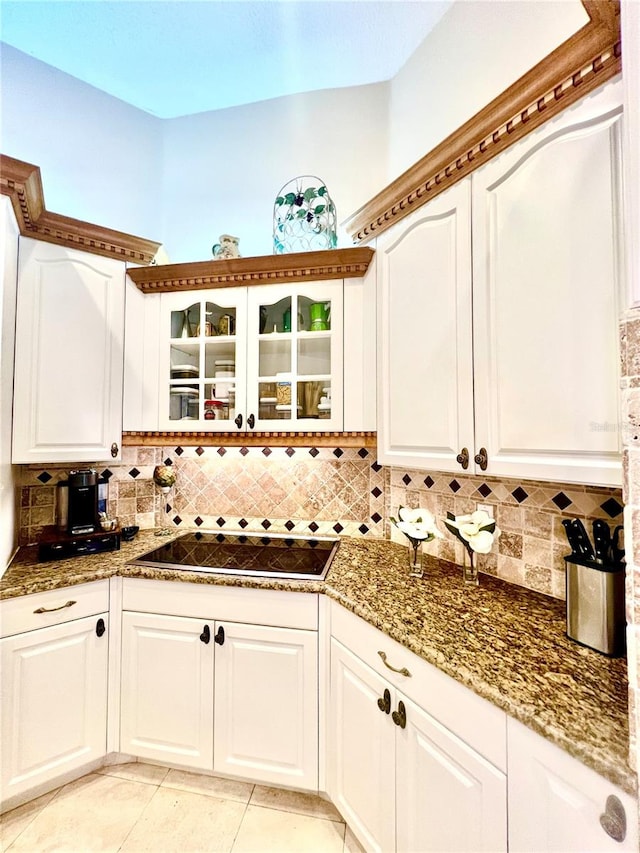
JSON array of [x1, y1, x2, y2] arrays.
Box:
[[600, 794, 626, 842], [378, 651, 411, 677], [34, 600, 77, 614]]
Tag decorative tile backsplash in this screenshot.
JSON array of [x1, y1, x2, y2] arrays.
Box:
[[17, 442, 623, 601]]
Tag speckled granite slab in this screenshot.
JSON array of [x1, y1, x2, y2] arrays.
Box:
[[1, 532, 635, 795]]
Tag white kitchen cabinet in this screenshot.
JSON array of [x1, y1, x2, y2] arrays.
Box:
[[12, 237, 126, 463], [329, 638, 507, 853], [376, 178, 473, 473], [472, 79, 624, 486], [376, 79, 623, 486], [0, 582, 109, 809], [154, 280, 343, 432], [508, 717, 638, 852], [119, 581, 319, 790], [213, 620, 318, 788], [119, 611, 214, 770]]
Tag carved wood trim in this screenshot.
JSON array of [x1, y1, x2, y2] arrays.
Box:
[[126, 247, 375, 293], [123, 431, 377, 448], [0, 155, 161, 264], [343, 0, 621, 244]]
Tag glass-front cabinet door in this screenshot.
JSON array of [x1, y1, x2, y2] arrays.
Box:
[[158, 288, 247, 431], [246, 281, 343, 431]]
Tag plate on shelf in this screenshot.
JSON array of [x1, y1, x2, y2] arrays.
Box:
[[317, 403, 331, 411], [170, 387, 199, 397], [259, 396, 277, 404], [275, 404, 302, 411]]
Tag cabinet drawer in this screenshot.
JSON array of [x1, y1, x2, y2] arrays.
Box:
[[122, 578, 318, 630], [330, 600, 506, 770], [0, 581, 110, 638]]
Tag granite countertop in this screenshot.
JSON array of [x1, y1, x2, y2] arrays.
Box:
[[1, 532, 634, 795]]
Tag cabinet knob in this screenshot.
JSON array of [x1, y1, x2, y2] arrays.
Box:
[[234, 414, 243, 429], [214, 626, 225, 645], [377, 688, 391, 714], [474, 447, 488, 471], [96, 618, 106, 638], [392, 700, 407, 729], [247, 413, 255, 429], [111, 442, 119, 458], [600, 794, 626, 842], [200, 625, 211, 644], [456, 447, 469, 470]]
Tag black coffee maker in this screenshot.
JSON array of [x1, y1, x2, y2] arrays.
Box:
[[67, 469, 99, 534]]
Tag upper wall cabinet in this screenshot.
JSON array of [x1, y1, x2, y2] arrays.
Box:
[[12, 238, 126, 464], [377, 79, 623, 486]]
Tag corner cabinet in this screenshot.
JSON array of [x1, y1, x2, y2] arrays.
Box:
[[377, 79, 624, 486], [156, 281, 343, 431], [12, 238, 126, 463]]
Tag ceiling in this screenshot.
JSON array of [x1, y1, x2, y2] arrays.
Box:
[[0, 0, 453, 119]]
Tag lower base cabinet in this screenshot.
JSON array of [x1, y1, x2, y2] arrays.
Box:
[[508, 718, 639, 852], [329, 638, 507, 853], [1, 611, 109, 806], [119, 603, 318, 790]]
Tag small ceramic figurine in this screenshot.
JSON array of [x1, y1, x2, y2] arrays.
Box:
[[212, 234, 241, 259]]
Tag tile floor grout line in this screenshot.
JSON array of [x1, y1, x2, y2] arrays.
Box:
[[116, 779, 164, 853], [229, 793, 253, 853]]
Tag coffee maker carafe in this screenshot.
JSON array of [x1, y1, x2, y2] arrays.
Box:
[[68, 469, 99, 534]]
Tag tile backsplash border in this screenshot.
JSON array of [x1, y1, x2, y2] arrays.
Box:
[[18, 441, 623, 602]]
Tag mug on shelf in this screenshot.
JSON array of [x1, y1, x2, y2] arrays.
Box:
[[309, 302, 330, 331]]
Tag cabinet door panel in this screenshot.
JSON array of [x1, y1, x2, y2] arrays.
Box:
[[329, 639, 396, 853], [508, 718, 638, 852], [214, 622, 318, 789], [1, 614, 108, 804], [13, 238, 125, 463], [473, 82, 623, 485], [377, 179, 473, 472], [120, 612, 214, 769], [396, 696, 506, 853]]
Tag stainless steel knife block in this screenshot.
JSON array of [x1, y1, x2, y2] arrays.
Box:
[[565, 556, 626, 656]]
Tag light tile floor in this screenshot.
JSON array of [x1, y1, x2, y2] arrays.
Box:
[[0, 763, 365, 853]]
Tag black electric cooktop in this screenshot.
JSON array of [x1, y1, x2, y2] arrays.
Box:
[[129, 531, 339, 580]]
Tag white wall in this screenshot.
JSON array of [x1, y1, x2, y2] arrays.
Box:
[[160, 83, 389, 261], [0, 197, 19, 573], [0, 44, 164, 241], [387, 0, 589, 182]]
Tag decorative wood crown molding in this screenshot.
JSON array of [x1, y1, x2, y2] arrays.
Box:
[[0, 155, 161, 264], [127, 247, 375, 293], [343, 0, 621, 244], [123, 431, 377, 448]]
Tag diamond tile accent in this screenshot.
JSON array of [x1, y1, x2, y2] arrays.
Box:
[[195, 446, 204, 456], [262, 448, 272, 457], [333, 522, 344, 534], [285, 520, 295, 531], [358, 448, 369, 458], [37, 472, 52, 484], [100, 469, 113, 481], [309, 448, 319, 457], [194, 516, 203, 526], [129, 468, 141, 479], [372, 486, 382, 498], [424, 476, 435, 488], [371, 512, 382, 523], [371, 462, 382, 472], [261, 519, 271, 529], [240, 447, 249, 456], [601, 497, 624, 518], [359, 524, 369, 535], [512, 486, 529, 504], [217, 447, 227, 456], [174, 447, 184, 455], [309, 521, 319, 533], [402, 474, 412, 485], [333, 448, 344, 458], [173, 516, 182, 525], [477, 483, 492, 498], [285, 447, 295, 457], [449, 479, 461, 493], [216, 517, 226, 527], [238, 518, 249, 528], [552, 492, 572, 511], [164, 457, 172, 466]]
